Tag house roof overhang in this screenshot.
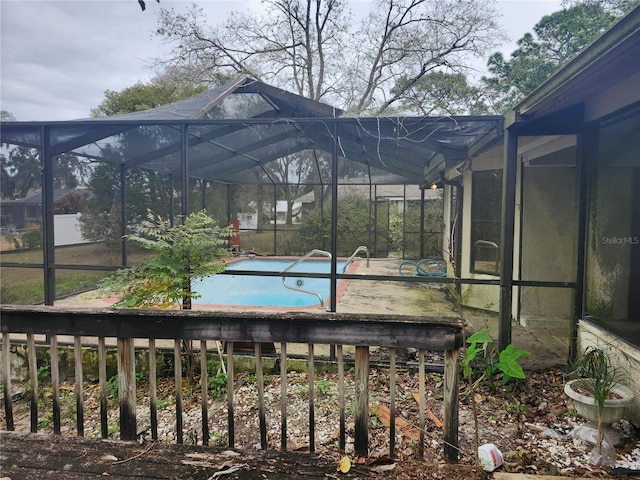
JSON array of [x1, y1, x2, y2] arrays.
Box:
[[508, 4, 640, 133], [424, 5, 640, 186]]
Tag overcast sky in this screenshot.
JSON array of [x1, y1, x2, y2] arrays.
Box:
[[1, 0, 562, 121]]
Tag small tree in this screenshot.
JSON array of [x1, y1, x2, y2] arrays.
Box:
[[100, 210, 232, 383], [99, 210, 232, 309]]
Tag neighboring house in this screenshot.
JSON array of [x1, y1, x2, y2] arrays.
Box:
[[237, 200, 303, 228], [295, 176, 441, 219], [1, 188, 89, 230], [1, 190, 46, 231], [237, 211, 258, 230], [271, 200, 303, 224], [237, 201, 259, 230], [0, 188, 91, 246], [425, 6, 640, 425]]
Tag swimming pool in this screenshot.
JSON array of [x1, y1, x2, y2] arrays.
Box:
[[192, 258, 349, 307]]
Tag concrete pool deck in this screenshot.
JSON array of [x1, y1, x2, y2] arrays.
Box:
[[54, 257, 569, 370]]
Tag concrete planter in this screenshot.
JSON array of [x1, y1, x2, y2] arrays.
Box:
[[564, 379, 635, 424]]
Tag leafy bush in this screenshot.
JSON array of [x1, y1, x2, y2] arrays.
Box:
[[209, 371, 228, 398], [299, 193, 443, 258], [106, 375, 119, 398], [98, 210, 231, 309], [461, 328, 530, 391], [22, 228, 42, 248], [298, 194, 372, 255]]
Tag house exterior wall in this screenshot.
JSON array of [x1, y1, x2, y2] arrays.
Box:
[[457, 148, 504, 312], [436, 13, 640, 425], [519, 163, 577, 326], [578, 320, 640, 427], [581, 103, 639, 360], [449, 138, 579, 324]]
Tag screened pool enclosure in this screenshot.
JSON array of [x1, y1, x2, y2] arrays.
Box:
[[0, 77, 503, 307]]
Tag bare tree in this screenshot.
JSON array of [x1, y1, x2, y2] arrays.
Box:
[[154, 0, 504, 115]]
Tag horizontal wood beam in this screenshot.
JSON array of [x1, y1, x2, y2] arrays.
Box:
[[0, 305, 464, 351]]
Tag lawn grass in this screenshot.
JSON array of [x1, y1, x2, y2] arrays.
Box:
[[0, 242, 150, 304]]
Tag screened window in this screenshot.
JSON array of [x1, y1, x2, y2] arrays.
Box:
[[585, 104, 640, 346], [471, 169, 502, 275]]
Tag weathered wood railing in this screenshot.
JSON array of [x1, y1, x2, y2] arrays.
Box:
[[0, 305, 464, 462]]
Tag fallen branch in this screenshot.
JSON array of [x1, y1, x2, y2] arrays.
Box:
[[208, 463, 248, 479], [112, 441, 156, 464]]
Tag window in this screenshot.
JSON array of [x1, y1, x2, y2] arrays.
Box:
[[471, 169, 502, 274], [585, 105, 640, 346]]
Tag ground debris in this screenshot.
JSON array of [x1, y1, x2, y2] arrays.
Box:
[[2, 368, 639, 479]]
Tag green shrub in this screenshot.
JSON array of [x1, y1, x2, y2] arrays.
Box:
[[461, 328, 530, 391], [209, 371, 228, 398], [22, 228, 42, 248]]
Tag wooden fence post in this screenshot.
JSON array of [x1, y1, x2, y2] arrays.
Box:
[[1, 333, 13, 431], [418, 348, 425, 459], [50, 335, 60, 434], [354, 345, 369, 457], [255, 342, 267, 450], [98, 337, 108, 439], [280, 342, 287, 452], [27, 333, 38, 433], [443, 348, 460, 462], [74, 336, 84, 437], [337, 345, 345, 451], [174, 340, 183, 444], [227, 342, 235, 448], [117, 337, 137, 441], [200, 340, 209, 445], [308, 343, 315, 453]]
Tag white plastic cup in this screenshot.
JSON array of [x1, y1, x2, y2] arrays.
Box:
[[478, 443, 504, 472]]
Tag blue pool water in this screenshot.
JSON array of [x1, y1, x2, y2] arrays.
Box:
[[192, 258, 347, 307]]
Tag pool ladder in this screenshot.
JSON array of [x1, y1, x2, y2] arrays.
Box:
[[281, 246, 370, 308], [282, 249, 332, 308], [342, 245, 369, 273]]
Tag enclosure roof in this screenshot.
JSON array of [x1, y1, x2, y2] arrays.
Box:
[[85, 77, 343, 121], [0, 77, 503, 185]]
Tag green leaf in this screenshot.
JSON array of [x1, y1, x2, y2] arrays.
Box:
[[500, 344, 530, 362], [496, 345, 530, 380], [466, 328, 493, 347], [97, 209, 232, 309]]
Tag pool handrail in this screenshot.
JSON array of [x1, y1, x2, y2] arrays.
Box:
[[281, 249, 332, 308], [343, 245, 369, 273]]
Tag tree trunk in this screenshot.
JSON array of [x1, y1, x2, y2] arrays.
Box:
[[182, 276, 195, 384]]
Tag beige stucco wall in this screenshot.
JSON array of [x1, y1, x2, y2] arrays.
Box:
[[578, 320, 640, 427], [453, 137, 578, 323], [456, 146, 503, 312], [519, 163, 577, 325]]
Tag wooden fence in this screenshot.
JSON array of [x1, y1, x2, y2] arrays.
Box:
[[0, 305, 464, 462]]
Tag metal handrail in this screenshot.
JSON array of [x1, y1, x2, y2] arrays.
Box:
[[342, 245, 369, 273], [281, 249, 332, 308]]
